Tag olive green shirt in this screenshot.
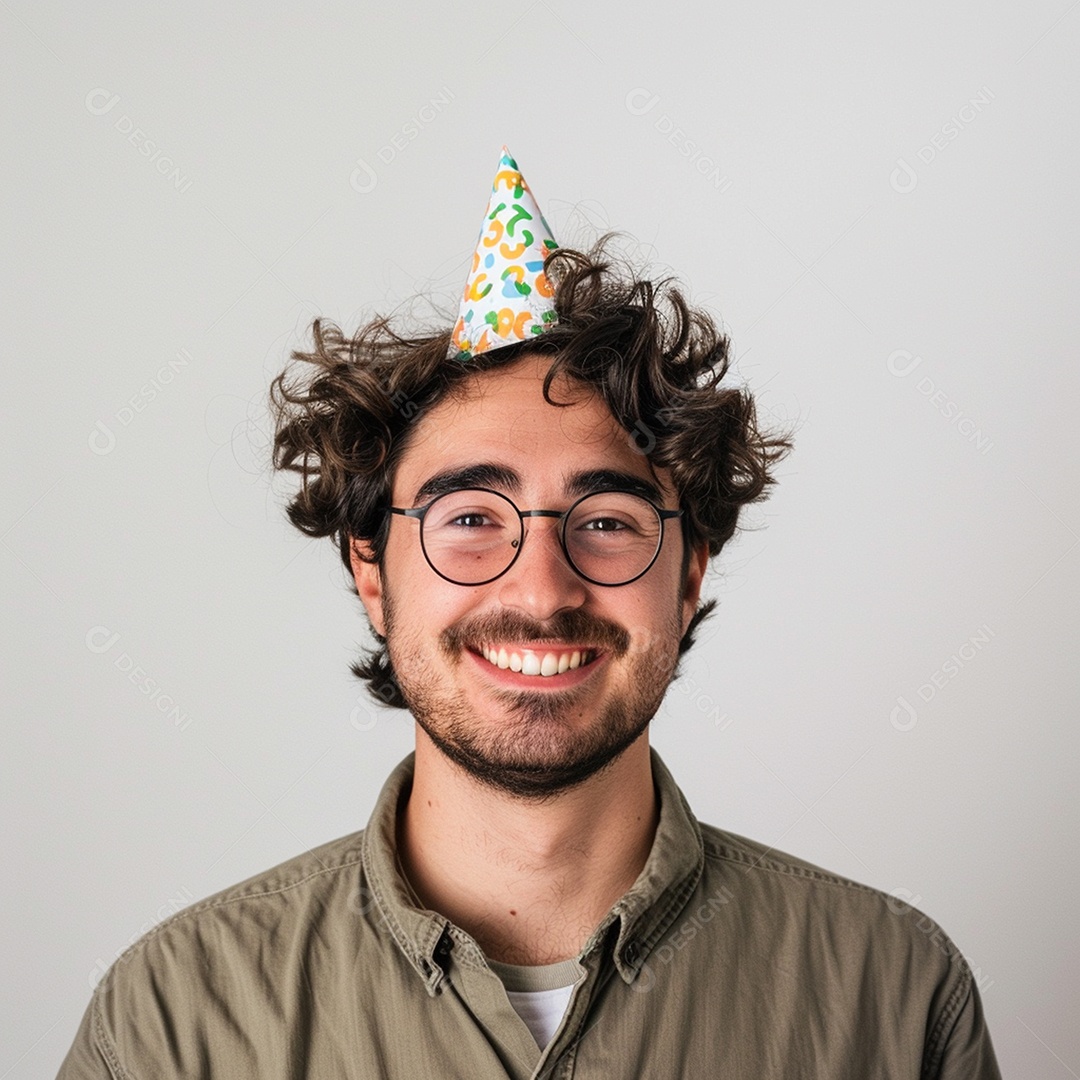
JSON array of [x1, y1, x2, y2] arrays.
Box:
[[58, 750, 1001, 1078]]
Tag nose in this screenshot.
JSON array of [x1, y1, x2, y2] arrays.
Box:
[[496, 516, 589, 620]]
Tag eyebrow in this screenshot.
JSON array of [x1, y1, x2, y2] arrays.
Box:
[[564, 468, 665, 505], [411, 464, 665, 507], [413, 464, 520, 504]]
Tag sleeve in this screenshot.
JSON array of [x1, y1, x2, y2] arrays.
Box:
[[924, 974, 1002, 1080], [55, 994, 122, 1080]]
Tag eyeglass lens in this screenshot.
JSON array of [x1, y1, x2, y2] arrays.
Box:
[[420, 489, 663, 585]]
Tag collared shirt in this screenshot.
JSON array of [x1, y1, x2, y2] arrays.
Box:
[[57, 749, 1001, 1079]]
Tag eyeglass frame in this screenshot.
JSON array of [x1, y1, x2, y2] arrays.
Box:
[[387, 487, 685, 587]]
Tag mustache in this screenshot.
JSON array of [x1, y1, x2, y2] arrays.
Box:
[[441, 609, 631, 657]]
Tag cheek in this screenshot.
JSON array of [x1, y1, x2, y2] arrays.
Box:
[[383, 543, 478, 636], [609, 583, 684, 647]]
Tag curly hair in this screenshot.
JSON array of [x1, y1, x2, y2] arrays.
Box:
[[269, 237, 793, 707]]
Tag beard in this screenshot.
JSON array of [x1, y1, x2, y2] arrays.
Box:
[[381, 590, 683, 801]]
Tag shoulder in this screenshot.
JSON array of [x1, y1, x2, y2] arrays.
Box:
[[128, 827, 368, 943], [699, 819, 961, 941], [111, 826, 367, 964], [700, 821, 886, 895], [86, 829, 370, 1061], [696, 821, 977, 1012]]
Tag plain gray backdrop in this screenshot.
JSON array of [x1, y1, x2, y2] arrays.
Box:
[[3, 1, 1077, 1074]]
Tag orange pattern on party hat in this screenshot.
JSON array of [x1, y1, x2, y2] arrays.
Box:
[[450, 146, 559, 360]]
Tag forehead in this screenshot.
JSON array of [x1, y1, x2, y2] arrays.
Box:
[[392, 354, 673, 502]]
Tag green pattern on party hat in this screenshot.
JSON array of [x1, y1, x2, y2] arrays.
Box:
[[450, 146, 559, 360]]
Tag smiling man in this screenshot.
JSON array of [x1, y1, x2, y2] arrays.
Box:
[[58, 150, 1001, 1078]]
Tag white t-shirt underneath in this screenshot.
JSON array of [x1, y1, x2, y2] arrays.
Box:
[[487, 957, 584, 1049]]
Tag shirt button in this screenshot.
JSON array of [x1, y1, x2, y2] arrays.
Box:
[[623, 941, 640, 965], [434, 934, 453, 970]]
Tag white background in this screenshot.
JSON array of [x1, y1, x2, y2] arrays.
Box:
[[3, 1, 1077, 1074]]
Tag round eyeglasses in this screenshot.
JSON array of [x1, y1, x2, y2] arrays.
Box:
[[388, 488, 684, 587]]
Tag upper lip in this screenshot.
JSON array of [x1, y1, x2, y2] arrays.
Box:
[[472, 642, 599, 653]]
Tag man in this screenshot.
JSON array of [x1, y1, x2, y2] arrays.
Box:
[[58, 149, 1001, 1077]]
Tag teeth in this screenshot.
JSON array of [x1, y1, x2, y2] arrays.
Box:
[[478, 645, 593, 677]]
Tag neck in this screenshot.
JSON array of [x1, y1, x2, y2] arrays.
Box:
[[398, 727, 659, 966]]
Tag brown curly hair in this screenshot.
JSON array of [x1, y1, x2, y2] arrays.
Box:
[[269, 237, 793, 707]]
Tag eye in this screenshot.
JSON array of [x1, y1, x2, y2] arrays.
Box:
[[448, 512, 492, 529], [580, 515, 630, 532]]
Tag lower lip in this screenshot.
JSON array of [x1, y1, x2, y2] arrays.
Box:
[[464, 648, 607, 691]]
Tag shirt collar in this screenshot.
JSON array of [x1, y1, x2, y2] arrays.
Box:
[[361, 747, 704, 991]]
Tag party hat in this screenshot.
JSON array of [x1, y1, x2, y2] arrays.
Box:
[[450, 146, 559, 360]]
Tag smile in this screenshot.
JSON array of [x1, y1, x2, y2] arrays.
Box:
[[478, 644, 597, 677]]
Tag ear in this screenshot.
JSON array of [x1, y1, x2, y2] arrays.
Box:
[[681, 541, 710, 637], [349, 537, 387, 638]]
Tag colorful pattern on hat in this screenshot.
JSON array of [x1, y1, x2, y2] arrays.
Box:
[[450, 146, 559, 360]]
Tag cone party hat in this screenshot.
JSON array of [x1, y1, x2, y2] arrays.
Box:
[[450, 146, 559, 360]]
